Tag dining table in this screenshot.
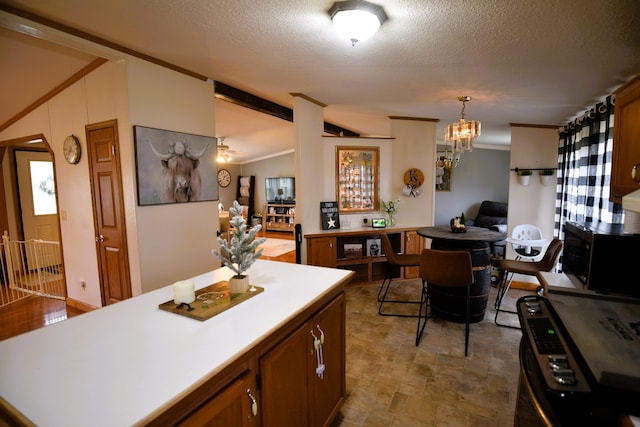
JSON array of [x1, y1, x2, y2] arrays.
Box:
[[417, 225, 507, 323]]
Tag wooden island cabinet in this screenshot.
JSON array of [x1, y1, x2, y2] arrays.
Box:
[[0, 261, 353, 427], [305, 226, 426, 284], [611, 75, 640, 203]]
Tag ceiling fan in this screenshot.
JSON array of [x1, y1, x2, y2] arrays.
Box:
[[216, 137, 245, 163]]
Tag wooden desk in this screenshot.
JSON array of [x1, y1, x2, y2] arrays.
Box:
[[418, 226, 507, 323]]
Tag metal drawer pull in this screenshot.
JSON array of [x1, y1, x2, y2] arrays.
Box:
[[632, 164, 640, 184]]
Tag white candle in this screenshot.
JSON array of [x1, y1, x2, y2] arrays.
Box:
[[173, 280, 195, 304]]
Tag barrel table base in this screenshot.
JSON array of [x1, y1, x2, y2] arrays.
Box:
[[429, 239, 492, 323]]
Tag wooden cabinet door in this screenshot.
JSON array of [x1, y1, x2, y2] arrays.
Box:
[[310, 293, 346, 427], [260, 321, 311, 427], [307, 237, 337, 267], [260, 293, 346, 427], [404, 230, 424, 279], [179, 370, 256, 426], [611, 77, 640, 202]]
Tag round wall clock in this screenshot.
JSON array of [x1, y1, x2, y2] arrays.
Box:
[[63, 135, 81, 164], [404, 168, 424, 188], [217, 169, 231, 187]]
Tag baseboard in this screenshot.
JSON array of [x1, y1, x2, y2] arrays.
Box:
[[66, 297, 98, 313]]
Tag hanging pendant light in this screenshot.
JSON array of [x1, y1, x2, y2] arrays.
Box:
[[328, 0, 388, 46], [445, 96, 481, 153]]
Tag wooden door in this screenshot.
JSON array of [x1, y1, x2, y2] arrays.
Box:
[[260, 319, 311, 426], [310, 293, 346, 427], [307, 237, 337, 267], [15, 150, 61, 268], [178, 370, 256, 426], [86, 120, 132, 305]]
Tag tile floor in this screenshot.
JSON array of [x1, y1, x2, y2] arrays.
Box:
[[332, 279, 528, 427]]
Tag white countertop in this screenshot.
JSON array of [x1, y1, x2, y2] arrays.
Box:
[[0, 260, 352, 426]]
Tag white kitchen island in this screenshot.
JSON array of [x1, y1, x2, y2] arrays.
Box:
[[0, 260, 353, 426]]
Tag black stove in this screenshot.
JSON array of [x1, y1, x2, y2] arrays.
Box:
[[515, 288, 640, 426]]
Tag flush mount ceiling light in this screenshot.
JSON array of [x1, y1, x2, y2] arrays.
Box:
[[445, 96, 481, 153], [328, 0, 388, 46]]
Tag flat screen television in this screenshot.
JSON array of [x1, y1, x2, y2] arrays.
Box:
[[265, 177, 295, 204]]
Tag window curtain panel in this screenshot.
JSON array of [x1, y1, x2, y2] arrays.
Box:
[[555, 95, 624, 244]]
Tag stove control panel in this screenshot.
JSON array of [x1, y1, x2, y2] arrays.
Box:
[[517, 296, 591, 395]]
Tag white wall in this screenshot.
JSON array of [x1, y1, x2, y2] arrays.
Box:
[[0, 61, 130, 307], [1, 57, 220, 305], [240, 152, 295, 212], [127, 58, 218, 292], [434, 147, 510, 226], [507, 126, 558, 270]]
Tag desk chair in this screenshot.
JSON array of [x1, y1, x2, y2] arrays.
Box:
[[494, 238, 563, 328], [377, 233, 422, 318], [419, 249, 474, 355]]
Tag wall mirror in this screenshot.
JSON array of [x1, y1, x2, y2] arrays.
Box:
[[335, 146, 379, 212]]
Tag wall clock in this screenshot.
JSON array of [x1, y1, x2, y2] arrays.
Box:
[[217, 169, 231, 187], [404, 168, 424, 188], [63, 134, 81, 164]]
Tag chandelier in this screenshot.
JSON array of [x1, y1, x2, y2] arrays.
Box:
[[328, 0, 388, 46], [445, 96, 481, 153]]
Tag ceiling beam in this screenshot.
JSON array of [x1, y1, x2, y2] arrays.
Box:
[[214, 82, 359, 137]]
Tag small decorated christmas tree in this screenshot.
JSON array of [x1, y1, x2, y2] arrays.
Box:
[[212, 201, 266, 292]]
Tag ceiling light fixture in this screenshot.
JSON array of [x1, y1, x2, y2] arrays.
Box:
[[216, 138, 232, 163], [445, 96, 481, 153], [328, 0, 388, 46]]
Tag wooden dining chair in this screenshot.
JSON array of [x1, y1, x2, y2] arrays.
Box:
[[494, 237, 563, 328], [377, 233, 422, 318], [419, 248, 474, 354]]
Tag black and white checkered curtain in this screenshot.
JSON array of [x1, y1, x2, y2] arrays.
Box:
[[555, 95, 624, 242]]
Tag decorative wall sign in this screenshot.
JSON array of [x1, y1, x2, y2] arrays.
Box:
[[320, 201, 341, 230], [134, 126, 218, 205]]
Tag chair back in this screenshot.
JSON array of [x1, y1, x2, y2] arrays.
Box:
[[380, 233, 401, 265], [420, 248, 474, 288], [512, 224, 543, 241], [538, 237, 564, 271]]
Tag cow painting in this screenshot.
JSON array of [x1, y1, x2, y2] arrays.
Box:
[[147, 140, 210, 203]]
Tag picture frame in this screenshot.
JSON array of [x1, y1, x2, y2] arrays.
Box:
[[336, 146, 379, 213], [343, 243, 363, 258], [134, 126, 219, 206], [366, 238, 382, 257], [435, 150, 454, 192]]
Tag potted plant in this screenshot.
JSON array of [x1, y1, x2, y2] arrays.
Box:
[[516, 169, 533, 186], [539, 169, 555, 186], [212, 201, 266, 293], [380, 198, 400, 226]]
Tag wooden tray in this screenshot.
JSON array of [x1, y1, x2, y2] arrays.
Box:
[[159, 280, 264, 321]]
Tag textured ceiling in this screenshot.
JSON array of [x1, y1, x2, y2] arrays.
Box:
[[1, 0, 640, 162]]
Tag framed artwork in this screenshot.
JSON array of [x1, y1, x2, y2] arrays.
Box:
[[336, 146, 379, 213], [366, 238, 382, 257], [435, 157, 453, 192], [134, 126, 218, 205], [344, 243, 363, 258]]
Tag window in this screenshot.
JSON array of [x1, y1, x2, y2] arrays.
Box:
[[30, 160, 57, 215]]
